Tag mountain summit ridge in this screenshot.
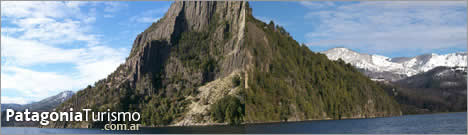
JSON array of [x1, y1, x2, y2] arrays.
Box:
[[322, 47, 467, 81]]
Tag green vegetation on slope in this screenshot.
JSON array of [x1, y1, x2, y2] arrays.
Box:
[[377, 67, 467, 114], [53, 11, 245, 127], [244, 15, 401, 123], [209, 95, 245, 125]]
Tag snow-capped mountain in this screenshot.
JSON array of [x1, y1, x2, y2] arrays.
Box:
[[321, 48, 467, 81], [1, 91, 74, 112], [38, 90, 74, 104]]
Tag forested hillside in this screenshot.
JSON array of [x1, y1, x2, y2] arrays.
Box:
[[244, 7, 401, 122]]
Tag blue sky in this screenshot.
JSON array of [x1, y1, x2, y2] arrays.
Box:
[[1, 1, 466, 104], [250, 1, 467, 57]]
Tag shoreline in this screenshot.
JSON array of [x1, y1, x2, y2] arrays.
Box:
[[3, 111, 466, 129], [403, 111, 467, 116], [245, 111, 467, 126]]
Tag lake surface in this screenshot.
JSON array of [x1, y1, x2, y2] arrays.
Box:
[[2, 112, 466, 134], [246, 112, 467, 134]]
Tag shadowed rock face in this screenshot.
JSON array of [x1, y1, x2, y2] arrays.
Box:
[[89, 1, 250, 98], [48, 1, 401, 128], [50, 1, 250, 128], [123, 1, 248, 90]]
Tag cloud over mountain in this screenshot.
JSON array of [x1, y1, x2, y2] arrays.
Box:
[[302, 1, 466, 56]]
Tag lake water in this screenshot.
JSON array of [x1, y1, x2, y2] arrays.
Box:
[[246, 112, 467, 134], [2, 112, 466, 134]]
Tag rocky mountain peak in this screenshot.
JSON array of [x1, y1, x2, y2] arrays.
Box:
[[324, 47, 354, 53], [129, 1, 246, 55], [329, 47, 351, 51], [108, 1, 249, 90], [58, 91, 74, 99], [323, 47, 369, 58]]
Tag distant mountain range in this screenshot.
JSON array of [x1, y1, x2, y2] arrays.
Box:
[[321, 48, 467, 114], [1, 91, 74, 127], [322, 48, 467, 81], [396, 66, 467, 91], [381, 66, 466, 114], [1, 91, 74, 112]]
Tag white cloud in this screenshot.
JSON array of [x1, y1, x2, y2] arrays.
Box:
[[2, 66, 78, 99], [1, 1, 91, 22], [1, 36, 127, 101], [302, 1, 467, 55], [2, 1, 69, 18], [255, 16, 287, 27], [15, 16, 98, 45], [2, 1, 98, 45], [83, 7, 97, 24], [75, 46, 127, 86], [0, 27, 25, 35], [101, 2, 128, 18], [104, 2, 128, 13], [1, 1, 128, 104], [1, 36, 84, 66], [129, 7, 168, 24], [103, 14, 115, 18], [134, 17, 160, 23], [300, 1, 335, 9], [1, 96, 30, 104]]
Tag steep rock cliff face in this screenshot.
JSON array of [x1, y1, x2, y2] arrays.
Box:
[[114, 1, 249, 95], [50, 1, 249, 128], [49, 1, 400, 128]]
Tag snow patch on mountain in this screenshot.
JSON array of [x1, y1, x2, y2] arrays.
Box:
[[321, 48, 467, 78]]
